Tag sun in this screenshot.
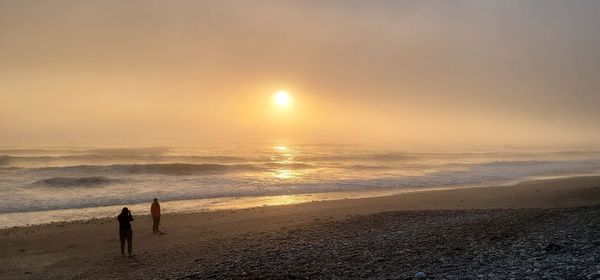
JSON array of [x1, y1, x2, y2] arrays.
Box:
[[273, 91, 292, 108]]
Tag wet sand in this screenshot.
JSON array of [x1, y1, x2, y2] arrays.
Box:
[[1, 176, 599, 279]]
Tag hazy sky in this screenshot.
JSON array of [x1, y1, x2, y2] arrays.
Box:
[[1, 0, 600, 146]]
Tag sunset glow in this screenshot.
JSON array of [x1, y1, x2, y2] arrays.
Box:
[[1, 2, 600, 279], [2, 1, 600, 145], [273, 91, 292, 109]]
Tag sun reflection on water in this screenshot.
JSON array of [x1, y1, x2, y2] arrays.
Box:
[[274, 145, 288, 151], [271, 145, 300, 180], [274, 169, 294, 179]]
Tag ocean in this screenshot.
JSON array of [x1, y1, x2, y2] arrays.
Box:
[[1, 144, 600, 227]]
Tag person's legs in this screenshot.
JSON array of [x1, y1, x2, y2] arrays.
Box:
[[153, 216, 160, 233], [119, 231, 126, 255], [126, 230, 133, 256]]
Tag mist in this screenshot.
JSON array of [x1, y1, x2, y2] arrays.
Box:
[[1, 0, 600, 146]]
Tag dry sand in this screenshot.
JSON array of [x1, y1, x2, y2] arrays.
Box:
[[1, 176, 599, 279]]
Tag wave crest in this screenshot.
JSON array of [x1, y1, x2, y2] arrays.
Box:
[[37, 163, 261, 175], [0, 155, 9, 165], [36, 176, 120, 187]]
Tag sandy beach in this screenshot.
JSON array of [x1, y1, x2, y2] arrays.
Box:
[[4, 1, 600, 279], [1, 176, 600, 279]]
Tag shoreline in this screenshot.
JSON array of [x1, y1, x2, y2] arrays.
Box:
[[3, 173, 600, 229], [1, 175, 599, 279]]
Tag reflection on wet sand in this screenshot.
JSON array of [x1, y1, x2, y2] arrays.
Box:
[[0, 183, 487, 228]]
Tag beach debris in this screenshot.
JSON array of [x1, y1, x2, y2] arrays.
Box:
[[415, 271, 427, 279]]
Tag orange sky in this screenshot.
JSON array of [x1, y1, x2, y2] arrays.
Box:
[[1, 1, 600, 146]]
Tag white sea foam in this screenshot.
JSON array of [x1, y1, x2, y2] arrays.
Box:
[[1, 144, 600, 226]]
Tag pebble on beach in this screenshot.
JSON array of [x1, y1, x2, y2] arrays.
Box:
[[415, 271, 427, 279]]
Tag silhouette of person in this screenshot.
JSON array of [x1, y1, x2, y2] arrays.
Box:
[[117, 207, 134, 256], [151, 198, 161, 233]]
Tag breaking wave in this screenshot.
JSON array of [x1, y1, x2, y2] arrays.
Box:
[[36, 163, 262, 175], [0, 146, 170, 156], [0, 155, 9, 166], [0, 154, 248, 167], [2, 145, 600, 219], [35, 176, 122, 187], [348, 164, 392, 170]]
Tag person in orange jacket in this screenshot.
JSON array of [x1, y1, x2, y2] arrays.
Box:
[[151, 198, 161, 233]]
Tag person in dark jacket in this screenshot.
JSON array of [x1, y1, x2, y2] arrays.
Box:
[[117, 207, 134, 256]]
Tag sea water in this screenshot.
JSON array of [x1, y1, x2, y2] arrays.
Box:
[[1, 144, 600, 227]]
